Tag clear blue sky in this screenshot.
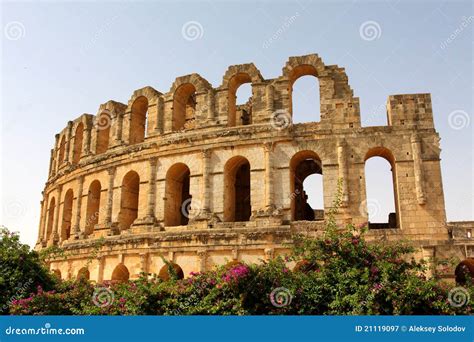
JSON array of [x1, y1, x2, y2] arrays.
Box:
[[1, 0, 472, 246]]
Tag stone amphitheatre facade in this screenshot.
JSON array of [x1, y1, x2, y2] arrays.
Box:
[[35, 54, 473, 282]]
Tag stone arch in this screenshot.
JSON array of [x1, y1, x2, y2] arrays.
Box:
[[85, 180, 101, 235], [158, 262, 184, 281], [290, 150, 323, 221], [455, 259, 474, 284], [58, 135, 66, 165], [60, 189, 74, 241], [364, 147, 398, 229], [111, 263, 129, 282], [221, 64, 264, 127], [118, 171, 140, 231], [165, 163, 191, 226], [46, 197, 56, 241], [72, 122, 84, 165], [76, 267, 90, 280], [51, 269, 61, 279], [170, 74, 212, 131], [96, 112, 111, 154], [129, 96, 148, 145], [224, 156, 251, 222]]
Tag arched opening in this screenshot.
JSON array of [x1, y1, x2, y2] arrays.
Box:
[[173, 83, 196, 131], [158, 262, 184, 281], [364, 147, 398, 229], [289, 65, 321, 124], [228, 73, 252, 126], [290, 150, 324, 221], [118, 171, 140, 231], [455, 259, 474, 284], [224, 156, 251, 222], [96, 112, 111, 154], [85, 180, 101, 235], [129, 96, 148, 145], [46, 197, 56, 241], [111, 263, 129, 282], [164, 163, 191, 226], [58, 135, 66, 165], [76, 267, 90, 280], [72, 123, 84, 164], [51, 269, 61, 279], [60, 189, 74, 241]]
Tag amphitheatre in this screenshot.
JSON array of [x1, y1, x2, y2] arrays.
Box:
[[34, 53, 473, 283]]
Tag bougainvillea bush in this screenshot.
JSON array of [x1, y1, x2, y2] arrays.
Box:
[[8, 219, 473, 315]]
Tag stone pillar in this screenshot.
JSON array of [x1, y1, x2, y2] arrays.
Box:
[[48, 149, 54, 178], [264, 142, 274, 212], [64, 121, 73, 164], [42, 194, 50, 243], [140, 253, 149, 275], [54, 134, 60, 174], [201, 149, 211, 213], [197, 250, 207, 272], [97, 256, 105, 283], [207, 90, 215, 121], [106, 167, 117, 234], [266, 84, 274, 114], [411, 134, 426, 204], [144, 158, 158, 223], [114, 111, 123, 145], [73, 175, 85, 239], [36, 198, 45, 245], [82, 122, 92, 156], [52, 185, 63, 244], [264, 248, 274, 262], [337, 140, 349, 206], [155, 97, 164, 134]]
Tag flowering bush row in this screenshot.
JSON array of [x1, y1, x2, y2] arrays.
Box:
[[8, 222, 473, 315]]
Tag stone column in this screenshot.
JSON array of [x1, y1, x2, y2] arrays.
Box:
[[207, 90, 215, 121], [264, 248, 274, 262], [266, 84, 274, 114], [97, 256, 105, 283], [64, 121, 73, 164], [337, 140, 349, 206], [106, 167, 117, 234], [54, 134, 60, 174], [264, 142, 274, 212], [201, 149, 211, 214], [42, 194, 50, 243], [82, 122, 92, 156], [52, 185, 63, 244], [36, 198, 45, 246], [73, 175, 85, 239], [140, 253, 149, 275], [48, 149, 54, 178], [114, 111, 123, 145], [155, 97, 164, 134], [145, 158, 158, 222], [197, 250, 207, 272], [411, 134, 426, 204]]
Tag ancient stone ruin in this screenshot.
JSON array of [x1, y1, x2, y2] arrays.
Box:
[[35, 54, 473, 282]]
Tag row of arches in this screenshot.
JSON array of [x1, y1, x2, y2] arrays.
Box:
[[44, 146, 398, 243], [55, 63, 326, 168]]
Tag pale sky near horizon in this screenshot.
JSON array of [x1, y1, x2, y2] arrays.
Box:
[[1, 0, 472, 247]]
